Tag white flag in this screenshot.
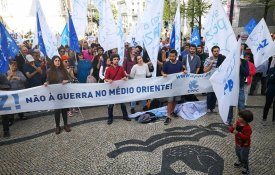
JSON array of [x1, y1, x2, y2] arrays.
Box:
[[36, 0, 58, 58], [204, 0, 237, 57], [245, 18, 275, 67], [71, 0, 88, 38], [93, 0, 119, 51], [117, 7, 124, 65], [209, 40, 241, 123], [141, 0, 164, 76], [126, 10, 144, 47], [174, 0, 181, 55]]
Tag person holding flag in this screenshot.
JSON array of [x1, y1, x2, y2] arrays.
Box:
[[204, 46, 226, 113]]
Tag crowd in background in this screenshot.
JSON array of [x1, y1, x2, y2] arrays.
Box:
[[1, 34, 275, 138]]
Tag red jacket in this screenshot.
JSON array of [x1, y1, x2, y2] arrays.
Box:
[[105, 65, 126, 81], [229, 120, 252, 147], [247, 61, 256, 85]]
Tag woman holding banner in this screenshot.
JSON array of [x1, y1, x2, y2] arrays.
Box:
[[129, 55, 151, 113], [7, 61, 27, 121], [44, 56, 71, 134]]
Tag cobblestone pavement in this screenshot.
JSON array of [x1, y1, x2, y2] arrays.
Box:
[[0, 95, 274, 175]]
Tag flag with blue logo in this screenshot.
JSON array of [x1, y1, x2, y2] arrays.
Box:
[[68, 10, 80, 53], [61, 23, 69, 46], [244, 18, 257, 35], [35, 0, 58, 58], [170, 23, 176, 49], [36, 13, 47, 56], [0, 22, 19, 73], [246, 18, 275, 67], [204, 0, 237, 57], [210, 40, 241, 123], [190, 26, 201, 46]]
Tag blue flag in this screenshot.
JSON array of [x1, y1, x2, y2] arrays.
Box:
[[37, 13, 47, 57], [190, 26, 201, 46], [245, 18, 257, 35], [170, 24, 175, 49], [61, 23, 69, 46], [68, 10, 80, 53], [0, 22, 19, 73]]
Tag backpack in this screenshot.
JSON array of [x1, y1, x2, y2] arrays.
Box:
[[136, 112, 157, 123]]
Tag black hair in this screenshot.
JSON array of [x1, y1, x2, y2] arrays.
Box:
[[136, 45, 143, 52], [238, 110, 253, 123], [190, 44, 197, 49], [97, 46, 104, 52], [110, 54, 120, 61], [169, 49, 178, 56], [211, 46, 220, 52], [244, 53, 251, 58], [197, 44, 203, 48]]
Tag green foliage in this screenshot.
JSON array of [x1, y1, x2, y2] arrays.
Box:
[[185, 0, 211, 24], [111, 4, 118, 19], [163, 0, 171, 22]]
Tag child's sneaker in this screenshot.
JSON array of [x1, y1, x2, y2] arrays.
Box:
[[241, 167, 249, 174], [234, 162, 243, 168]]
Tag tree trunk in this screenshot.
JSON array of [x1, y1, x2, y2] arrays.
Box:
[[263, 0, 269, 20], [199, 15, 202, 37]]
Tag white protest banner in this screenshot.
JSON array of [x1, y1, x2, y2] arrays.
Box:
[[36, 0, 58, 58], [117, 7, 124, 65], [210, 40, 241, 123], [70, 0, 88, 38], [0, 72, 213, 115], [245, 18, 275, 67], [174, 0, 181, 55], [204, 0, 237, 57], [141, 0, 164, 76], [93, 0, 119, 51]]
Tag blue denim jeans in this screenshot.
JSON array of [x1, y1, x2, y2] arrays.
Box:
[[227, 86, 245, 124], [235, 145, 250, 170]]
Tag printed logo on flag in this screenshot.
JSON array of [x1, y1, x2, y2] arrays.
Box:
[[188, 80, 199, 93]]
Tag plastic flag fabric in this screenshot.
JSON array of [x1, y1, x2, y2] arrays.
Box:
[[68, 10, 80, 53], [0, 22, 20, 73]]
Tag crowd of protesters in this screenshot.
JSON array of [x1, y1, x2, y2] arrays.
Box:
[[1, 34, 275, 138]]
